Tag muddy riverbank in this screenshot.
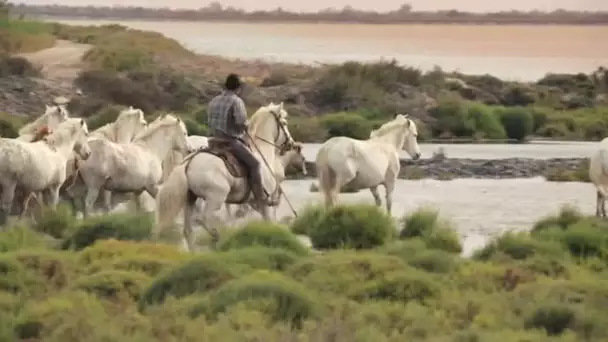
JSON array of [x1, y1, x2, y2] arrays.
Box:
[[288, 157, 588, 180]]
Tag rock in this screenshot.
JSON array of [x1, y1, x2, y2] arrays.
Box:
[[287, 157, 588, 181]]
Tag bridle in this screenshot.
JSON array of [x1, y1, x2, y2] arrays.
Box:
[[249, 108, 294, 153]]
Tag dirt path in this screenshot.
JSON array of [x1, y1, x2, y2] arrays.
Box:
[[18, 39, 92, 86]]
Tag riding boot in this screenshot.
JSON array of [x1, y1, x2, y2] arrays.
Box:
[[248, 166, 270, 209]]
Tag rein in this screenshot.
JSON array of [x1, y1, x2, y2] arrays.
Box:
[[246, 111, 298, 217]]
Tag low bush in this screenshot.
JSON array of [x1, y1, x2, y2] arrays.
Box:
[[190, 271, 322, 327], [307, 203, 396, 250], [218, 220, 309, 256], [73, 270, 151, 301], [287, 251, 408, 295], [289, 204, 325, 235], [473, 232, 569, 261], [139, 253, 251, 308], [0, 198, 607, 341], [399, 207, 463, 253], [62, 213, 153, 250], [31, 205, 77, 239]]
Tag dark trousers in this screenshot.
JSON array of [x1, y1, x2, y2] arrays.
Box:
[[227, 139, 266, 200]]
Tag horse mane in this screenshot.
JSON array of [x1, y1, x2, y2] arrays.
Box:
[[91, 122, 115, 139], [18, 106, 63, 136], [248, 103, 286, 136], [42, 118, 84, 147], [31, 125, 52, 142], [370, 115, 413, 139], [133, 114, 182, 142], [91, 108, 144, 140]]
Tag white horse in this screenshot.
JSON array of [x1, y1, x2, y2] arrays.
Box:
[[227, 142, 307, 220], [154, 102, 295, 251], [315, 114, 421, 213], [0, 118, 92, 225], [76, 114, 189, 217], [589, 137, 608, 217], [162, 135, 209, 181], [6, 104, 71, 215], [62, 107, 149, 215], [17, 105, 70, 141]]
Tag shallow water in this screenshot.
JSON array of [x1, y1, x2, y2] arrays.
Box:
[[128, 177, 593, 256], [273, 178, 593, 255]]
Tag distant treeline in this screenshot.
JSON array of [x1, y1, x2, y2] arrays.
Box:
[[10, 3, 608, 25]]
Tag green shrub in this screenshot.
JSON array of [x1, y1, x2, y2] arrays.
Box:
[[190, 271, 322, 327], [473, 232, 568, 261], [78, 239, 189, 276], [499, 107, 534, 141], [400, 207, 462, 253], [13, 291, 118, 341], [466, 103, 506, 139], [83, 45, 153, 71], [380, 240, 460, 273], [320, 112, 371, 139], [349, 269, 441, 303], [0, 226, 49, 253], [287, 116, 329, 142], [537, 220, 608, 260], [287, 251, 408, 295], [0, 254, 27, 293], [7, 250, 76, 296], [400, 207, 440, 238], [214, 247, 302, 272], [218, 220, 309, 256], [289, 204, 325, 235], [139, 253, 251, 308], [74, 270, 151, 301], [31, 205, 77, 239], [62, 213, 153, 251], [532, 205, 585, 233], [308, 203, 396, 250], [428, 98, 473, 137]]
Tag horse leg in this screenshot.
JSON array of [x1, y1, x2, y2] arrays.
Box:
[[198, 199, 224, 249], [235, 204, 249, 219], [370, 186, 382, 207], [384, 181, 396, 214], [182, 194, 197, 252], [0, 181, 16, 227], [100, 190, 113, 213], [602, 191, 607, 218], [225, 204, 233, 221], [83, 186, 101, 218], [596, 190, 602, 217], [19, 191, 35, 219]]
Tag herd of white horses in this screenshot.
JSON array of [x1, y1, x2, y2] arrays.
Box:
[[5, 101, 605, 251], [0, 102, 423, 250]]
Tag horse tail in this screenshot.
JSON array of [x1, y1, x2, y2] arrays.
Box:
[[154, 162, 189, 238], [316, 149, 337, 208]]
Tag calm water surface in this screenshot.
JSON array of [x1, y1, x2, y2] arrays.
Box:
[[55, 19, 608, 81]]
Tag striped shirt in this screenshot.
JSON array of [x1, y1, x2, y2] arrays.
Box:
[[207, 91, 248, 139]]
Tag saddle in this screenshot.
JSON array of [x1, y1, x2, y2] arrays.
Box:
[[199, 137, 249, 178]]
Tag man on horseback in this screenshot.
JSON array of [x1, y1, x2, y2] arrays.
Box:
[[207, 73, 269, 207]]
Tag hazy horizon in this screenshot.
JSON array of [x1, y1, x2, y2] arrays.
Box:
[[18, 0, 608, 13]]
